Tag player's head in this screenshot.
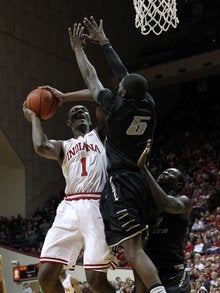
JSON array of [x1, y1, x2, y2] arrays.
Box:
[[67, 105, 91, 135], [118, 73, 148, 99], [157, 168, 185, 195]]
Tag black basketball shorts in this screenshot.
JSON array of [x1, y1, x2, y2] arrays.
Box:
[[100, 170, 153, 247]]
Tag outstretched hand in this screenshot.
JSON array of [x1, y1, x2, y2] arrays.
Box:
[[38, 85, 64, 106], [68, 23, 86, 52], [83, 16, 109, 46], [137, 139, 152, 170]]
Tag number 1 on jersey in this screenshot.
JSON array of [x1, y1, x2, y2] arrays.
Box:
[[80, 157, 88, 176]]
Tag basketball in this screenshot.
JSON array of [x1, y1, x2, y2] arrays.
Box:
[[25, 88, 59, 120]]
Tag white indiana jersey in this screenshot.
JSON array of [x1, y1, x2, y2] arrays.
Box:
[[62, 273, 75, 293], [62, 129, 107, 196]]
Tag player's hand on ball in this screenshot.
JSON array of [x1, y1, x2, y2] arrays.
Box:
[[23, 103, 37, 122], [38, 85, 64, 107]]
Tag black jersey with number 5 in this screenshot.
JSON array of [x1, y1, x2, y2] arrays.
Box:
[[97, 89, 156, 172]]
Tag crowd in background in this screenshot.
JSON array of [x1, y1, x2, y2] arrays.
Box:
[[0, 76, 219, 293]]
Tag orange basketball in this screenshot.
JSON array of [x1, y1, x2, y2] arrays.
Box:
[[25, 88, 59, 120]]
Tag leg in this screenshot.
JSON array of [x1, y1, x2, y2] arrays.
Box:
[[38, 262, 64, 293], [121, 234, 165, 292], [134, 270, 149, 293], [0, 255, 6, 293], [86, 271, 115, 293]]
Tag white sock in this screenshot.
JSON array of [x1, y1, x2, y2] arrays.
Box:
[[150, 285, 166, 293]]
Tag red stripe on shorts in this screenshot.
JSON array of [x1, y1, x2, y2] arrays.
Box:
[[65, 192, 101, 200]]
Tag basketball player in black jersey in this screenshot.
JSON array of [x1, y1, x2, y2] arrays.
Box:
[[137, 141, 192, 293], [69, 17, 167, 293]]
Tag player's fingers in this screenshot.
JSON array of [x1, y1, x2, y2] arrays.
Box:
[[146, 138, 151, 146], [83, 17, 92, 30], [79, 26, 84, 37], [68, 27, 72, 38], [90, 16, 98, 27], [73, 23, 78, 36], [38, 85, 52, 91], [100, 19, 103, 30], [137, 147, 149, 168], [76, 23, 81, 36]]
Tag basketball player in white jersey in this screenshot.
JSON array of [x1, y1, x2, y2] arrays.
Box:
[[59, 268, 82, 293], [23, 99, 117, 292]]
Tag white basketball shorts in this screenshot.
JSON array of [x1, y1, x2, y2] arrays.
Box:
[[40, 199, 117, 272]]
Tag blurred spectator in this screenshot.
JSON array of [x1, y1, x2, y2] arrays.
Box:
[[194, 253, 205, 271], [185, 240, 195, 255], [185, 258, 194, 272], [191, 218, 205, 232], [210, 271, 218, 287], [22, 283, 32, 293], [82, 281, 93, 293], [198, 286, 208, 293]]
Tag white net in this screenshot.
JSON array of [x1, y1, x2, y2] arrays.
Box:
[[133, 0, 179, 35]]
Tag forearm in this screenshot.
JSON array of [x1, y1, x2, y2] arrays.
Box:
[[62, 89, 94, 102], [102, 43, 128, 81], [142, 167, 169, 208], [74, 47, 103, 101], [31, 115, 50, 153]]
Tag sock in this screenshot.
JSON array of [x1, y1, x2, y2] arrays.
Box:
[[150, 285, 166, 293]]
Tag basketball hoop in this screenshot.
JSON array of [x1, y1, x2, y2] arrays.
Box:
[[133, 0, 179, 35]]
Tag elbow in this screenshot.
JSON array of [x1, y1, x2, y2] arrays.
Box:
[[34, 143, 49, 156], [34, 145, 44, 156]]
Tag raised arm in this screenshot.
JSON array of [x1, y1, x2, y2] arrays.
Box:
[[68, 23, 104, 102], [83, 16, 128, 81], [138, 142, 192, 217], [23, 106, 63, 163]]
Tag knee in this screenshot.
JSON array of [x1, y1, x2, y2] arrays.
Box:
[[38, 263, 61, 289], [38, 268, 52, 288], [123, 248, 137, 265]]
